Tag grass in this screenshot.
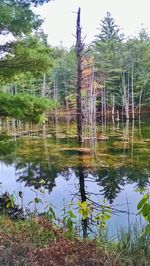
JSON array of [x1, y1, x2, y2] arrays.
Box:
[[115, 224, 150, 265], [0, 214, 116, 265], [0, 215, 59, 265], [0, 215, 150, 265]]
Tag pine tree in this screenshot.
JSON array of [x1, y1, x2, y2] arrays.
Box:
[[96, 12, 122, 42], [95, 12, 123, 116]]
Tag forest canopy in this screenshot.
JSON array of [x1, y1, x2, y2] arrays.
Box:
[[0, 3, 150, 121], [0, 0, 53, 80]]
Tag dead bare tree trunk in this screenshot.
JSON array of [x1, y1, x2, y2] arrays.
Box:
[[76, 8, 83, 144], [131, 64, 135, 120], [139, 87, 143, 119], [103, 84, 107, 117], [122, 71, 129, 120], [41, 74, 46, 97], [112, 93, 115, 117]]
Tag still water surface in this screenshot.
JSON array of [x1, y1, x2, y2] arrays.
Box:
[[0, 116, 150, 233]]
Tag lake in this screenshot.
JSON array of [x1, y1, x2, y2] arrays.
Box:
[[0, 115, 150, 235]]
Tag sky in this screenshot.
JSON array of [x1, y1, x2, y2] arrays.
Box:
[[34, 0, 150, 48]]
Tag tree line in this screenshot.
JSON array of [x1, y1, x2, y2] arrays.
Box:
[[0, 1, 150, 120]]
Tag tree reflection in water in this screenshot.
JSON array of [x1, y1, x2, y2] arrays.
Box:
[[0, 117, 150, 235]]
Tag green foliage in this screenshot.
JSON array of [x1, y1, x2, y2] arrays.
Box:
[[34, 197, 42, 204], [0, 36, 54, 79], [0, 138, 16, 157], [0, 0, 53, 81], [0, 214, 54, 249], [46, 206, 57, 223], [116, 224, 150, 265], [24, 0, 51, 6], [137, 193, 149, 211], [0, 6, 150, 111], [0, 0, 51, 38], [95, 13, 122, 108], [0, 1, 42, 38], [65, 93, 76, 110], [0, 192, 16, 210], [145, 224, 150, 235], [49, 47, 76, 105], [137, 193, 150, 219], [6, 194, 15, 209], [0, 92, 57, 123], [95, 199, 111, 233], [96, 12, 123, 41], [0, 214, 150, 266], [61, 202, 77, 239], [94, 13, 150, 111], [137, 192, 150, 235]]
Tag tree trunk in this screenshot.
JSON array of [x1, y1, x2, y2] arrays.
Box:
[[139, 87, 143, 119], [103, 84, 107, 117], [64, 66, 69, 113], [41, 74, 46, 97], [76, 8, 83, 144], [122, 71, 129, 120], [131, 64, 135, 119], [79, 166, 88, 239], [112, 94, 115, 117]]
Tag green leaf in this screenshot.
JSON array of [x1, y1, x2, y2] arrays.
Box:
[[6, 202, 10, 209], [105, 209, 112, 213], [39, 189, 45, 194], [137, 209, 143, 215], [39, 179, 45, 185], [34, 197, 42, 204], [82, 210, 89, 220], [81, 201, 87, 210], [137, 194, 148, 210], [31, 181, 37, 185], [144, 214, 150, 222], [141, 203, 150, 217], [100, 214, 105, 221], [77, 201, 82, 207], [95, 215, 100, 221], [48, 207, 56, 220], [68, 210, 76, 219], [145, 224, 150, 234], [103, 214, 111, 221], [78, 201, 89, 220], [134, 187, 147, 193], [103, 199, 106, 204]]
